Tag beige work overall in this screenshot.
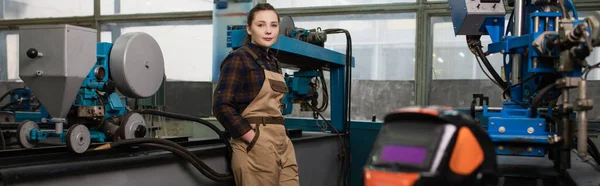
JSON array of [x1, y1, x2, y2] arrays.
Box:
[[230, 46, 299, 186]]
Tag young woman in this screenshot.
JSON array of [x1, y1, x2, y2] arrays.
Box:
[[212, 3, 299, 186]]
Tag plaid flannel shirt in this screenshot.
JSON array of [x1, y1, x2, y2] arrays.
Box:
[[212, 42, 280, 138]]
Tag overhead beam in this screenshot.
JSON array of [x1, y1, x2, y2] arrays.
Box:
[[97, 11, 212, 23], [0, 1, 594, 29]]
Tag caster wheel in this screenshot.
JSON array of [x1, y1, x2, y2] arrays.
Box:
[[66, 124, 91, 154], [17, 120, 39, 149], [120, 112, 147, 139]]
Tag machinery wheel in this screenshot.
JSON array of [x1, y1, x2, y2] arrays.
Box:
[[17, 120, 39, 149], [66, 124, 91, 154], [279, 16, 295, 36], [120, 112, 147, 139]]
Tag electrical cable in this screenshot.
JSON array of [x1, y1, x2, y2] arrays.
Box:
[[312, 69, 329, 113], [306, 101, 346, 186], [530, 83, 556, 118], [474, 46, 508, 90], [583, 61, 600, 80], [94, 138, 233, 182], [506, 9, 514, 36], [502, 74, 538, 100], [324, 28, 352, 186], [475, 55, 501, 87], [467, 36, 508, 92]]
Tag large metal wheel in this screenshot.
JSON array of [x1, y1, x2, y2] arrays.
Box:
[[66, 124, 91, 154], [109, 32, 165, 98], [120, 112, 147, 139], [279, 16, 296, 37], [17, 120, 39, 149]]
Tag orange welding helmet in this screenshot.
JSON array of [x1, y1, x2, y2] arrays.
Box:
[[363, 105, 498, 186]]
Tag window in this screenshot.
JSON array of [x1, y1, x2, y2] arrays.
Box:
[[101, 31, 112, 43], [102, 0, 212, 15], [431, 16, 504, 80], [580, 11, 600, 80], [102, 21, 213, 82], [6, 33, 19, 81], [268, 0, 416, 8], [292, 13, 417, 80], [3, 0, 93, 19]]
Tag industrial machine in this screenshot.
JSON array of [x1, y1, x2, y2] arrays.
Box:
[[449, 0, 600, 171], [11, 24, 165, 153]]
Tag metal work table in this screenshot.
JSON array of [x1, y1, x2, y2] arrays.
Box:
[[0, 132, 342, 186]]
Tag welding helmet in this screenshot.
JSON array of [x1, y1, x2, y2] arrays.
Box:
[[363, 106, 498, 186]]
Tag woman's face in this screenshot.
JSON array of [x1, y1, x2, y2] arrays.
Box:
[[247, 10, 279, 48]]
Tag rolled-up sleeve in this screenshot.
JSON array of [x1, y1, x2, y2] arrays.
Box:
[[212, 54, 252, 139]]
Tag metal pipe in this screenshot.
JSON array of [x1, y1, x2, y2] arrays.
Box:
[[511, 0, 525, 85], [577, 80, 589, 158], [561, 88, 571, 169], [56, 122, 63, 134], [535, 16, 540, 32], [555, 16, 560, 32], [473, 106, 549, 112], [514, 0, 524, 36], [545, 17, 549, 31]]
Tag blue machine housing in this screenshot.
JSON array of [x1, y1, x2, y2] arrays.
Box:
[[450, 0, 589, 157], [0, 88, 47, 122], [282, 70, 321, 115]]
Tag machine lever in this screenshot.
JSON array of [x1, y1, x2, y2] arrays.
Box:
[[26, 48, 43, 59]]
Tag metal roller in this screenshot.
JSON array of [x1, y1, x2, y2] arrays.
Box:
[[120, 112, 147, 139], [17, 120, 39, 149], [110, 32, 165, 98], [66, 124, 91, 154]]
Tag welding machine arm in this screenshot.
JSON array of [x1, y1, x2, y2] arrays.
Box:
[[212, 54, 253, 139]]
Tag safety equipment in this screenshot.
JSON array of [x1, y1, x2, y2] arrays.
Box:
[[363, 105, 498, 186]]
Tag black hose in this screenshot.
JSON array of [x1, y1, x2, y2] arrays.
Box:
[[502, 74, 537, 99], [0, 128, 5, 150], [470, 98, 477, 118], [138, 143, 233, 183], [0, 98, 31, 111], [130, 109, 233, 181], [530, 83, 556, 118], [474, 46, 508, 90], [107, 138, 232, 182], [324, 28, 352, 186], [588, 137, 600, 162], [306, 101, 346, 186], [132, 110, 223, 137]]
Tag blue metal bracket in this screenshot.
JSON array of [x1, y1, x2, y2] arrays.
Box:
[[230, 29, 355, 133]]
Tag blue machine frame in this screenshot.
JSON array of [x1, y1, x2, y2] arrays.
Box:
[[449, 0, 598, 159], [230, 29, 355, 132]]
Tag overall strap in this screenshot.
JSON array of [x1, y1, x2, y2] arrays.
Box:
[[239, 45, 282, 73], [239, 46, 265, 69]]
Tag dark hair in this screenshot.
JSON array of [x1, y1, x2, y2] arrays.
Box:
[[245, 3, 280, 43]]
